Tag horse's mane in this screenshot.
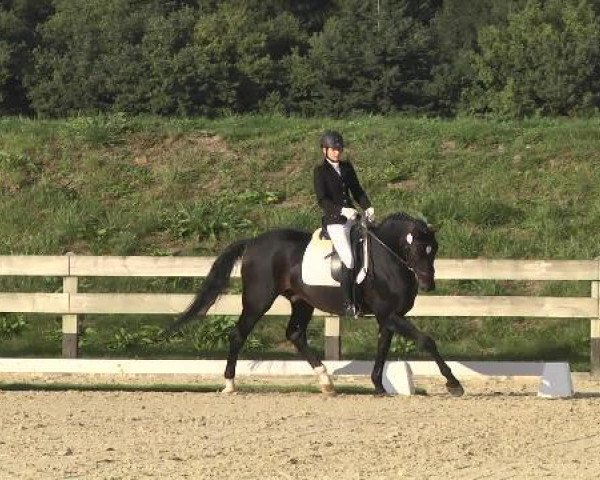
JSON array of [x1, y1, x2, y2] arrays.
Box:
[[380, 212, 430, 232]]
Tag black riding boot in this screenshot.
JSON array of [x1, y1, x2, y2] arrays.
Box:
[[340, 265, 356, 318]]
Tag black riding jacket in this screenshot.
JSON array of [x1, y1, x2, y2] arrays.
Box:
[[313, 159, 371, 226]]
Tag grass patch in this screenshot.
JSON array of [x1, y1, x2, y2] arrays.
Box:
[[3, 114, 600, 258]]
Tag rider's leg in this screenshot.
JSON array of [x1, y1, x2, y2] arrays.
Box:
[[326, 222, 354, 269], [326, 222, 355, 316]]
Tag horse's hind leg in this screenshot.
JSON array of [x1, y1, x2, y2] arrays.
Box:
[[223, 292, 277, 394], [285, 300, 334, 394], [371, 322, 394, 395], [385, 315, 464, 396]]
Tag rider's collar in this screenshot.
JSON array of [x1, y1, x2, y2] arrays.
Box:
[[325, 157, 342, 173]]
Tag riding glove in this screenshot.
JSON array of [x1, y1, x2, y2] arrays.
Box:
[[365, 207, 375, 222], [340, 207, 358, 220]]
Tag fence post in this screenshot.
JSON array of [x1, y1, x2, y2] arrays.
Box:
[[592, 258, 600, 376], [324, 316, 341, 360], [62, 252, 79, 358]]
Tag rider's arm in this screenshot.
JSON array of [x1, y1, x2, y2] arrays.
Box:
[[346, 163, 371, 211], [313, 165, 341, 217]]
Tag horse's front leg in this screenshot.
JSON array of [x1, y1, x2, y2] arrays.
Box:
[[384, 314, 464, 396], [371, 320, 394, 395]]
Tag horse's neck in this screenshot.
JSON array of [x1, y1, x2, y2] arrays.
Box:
[[371, 222, 408, 259]]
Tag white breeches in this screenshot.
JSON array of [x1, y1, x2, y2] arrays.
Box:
[[326, 221, 354, 269]]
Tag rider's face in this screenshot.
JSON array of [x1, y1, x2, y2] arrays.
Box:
[[324, 147, 343, 162]]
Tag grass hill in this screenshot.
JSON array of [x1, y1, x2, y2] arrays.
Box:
[[1, 114, 599, 369], [2, 114, 600, 258]]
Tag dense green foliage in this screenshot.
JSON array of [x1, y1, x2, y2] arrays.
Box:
[[466, 0, 600, 116], [0, 115, 597, 367], [3, 0, 600, 117]]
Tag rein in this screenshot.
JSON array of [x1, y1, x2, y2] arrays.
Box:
[[365, 228, 418, 275]]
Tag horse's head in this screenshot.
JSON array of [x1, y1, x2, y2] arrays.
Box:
[[401, 222, 438, 291], [376, 213, 439, 291]]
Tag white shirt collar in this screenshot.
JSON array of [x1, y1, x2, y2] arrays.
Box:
[[326, 158, 341, 175]]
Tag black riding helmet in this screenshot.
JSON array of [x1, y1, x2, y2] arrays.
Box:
[[320, 131, 344, 150]]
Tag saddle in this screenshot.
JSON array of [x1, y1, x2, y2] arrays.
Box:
[[301, 223, 369, 310]]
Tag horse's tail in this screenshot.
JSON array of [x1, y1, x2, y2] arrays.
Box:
[[163, 239, 249, 336]]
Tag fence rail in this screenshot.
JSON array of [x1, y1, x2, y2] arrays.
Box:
[[1, 255, 599, 373], [2, 255, 598, 279]]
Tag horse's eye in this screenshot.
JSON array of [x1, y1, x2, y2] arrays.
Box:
[[426, 245, 432, 255]]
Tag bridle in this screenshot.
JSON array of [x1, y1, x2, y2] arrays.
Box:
[[363, 220, 432, 279]]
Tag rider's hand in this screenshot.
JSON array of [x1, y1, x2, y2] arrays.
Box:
[[365, 207, 375, 222], [340, 207, 358, 220]]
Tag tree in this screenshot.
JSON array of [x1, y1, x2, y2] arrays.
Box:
[[25, 0, 206, 116], [27, 0, 145, 116], [428, 0, 528, 115], [0, 0, 53, 113], [119, 7, 204, 115], [192, 1, 305, 114], [286, 0, 436, 116], [465, 0, 600, 117], [230, 0, 335, 35]]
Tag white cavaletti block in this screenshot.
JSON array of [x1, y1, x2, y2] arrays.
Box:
[[382, 361, 415, 396], [537, 362, 574, 398]]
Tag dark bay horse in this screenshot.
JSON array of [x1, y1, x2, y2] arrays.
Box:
[[167, 212, 464, 396]]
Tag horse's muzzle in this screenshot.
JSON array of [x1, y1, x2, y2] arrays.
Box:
[[418, 276, 435, 292]]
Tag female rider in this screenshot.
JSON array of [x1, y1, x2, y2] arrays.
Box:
[[313, 130, 375, 316]]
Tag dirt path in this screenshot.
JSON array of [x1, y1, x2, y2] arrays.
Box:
[[1, 374, 600, 479]]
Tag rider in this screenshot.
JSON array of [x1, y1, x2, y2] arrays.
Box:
[[313, 130, 375, 317]]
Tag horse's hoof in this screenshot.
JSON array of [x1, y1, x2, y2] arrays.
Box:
[[373, 389, 388, 397], [446, 382, 465, 397]]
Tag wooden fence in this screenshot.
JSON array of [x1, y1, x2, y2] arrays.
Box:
[[0, 255, 599, 374]]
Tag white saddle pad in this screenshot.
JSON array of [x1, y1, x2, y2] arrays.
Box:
[[301, 229, 340, 287]]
